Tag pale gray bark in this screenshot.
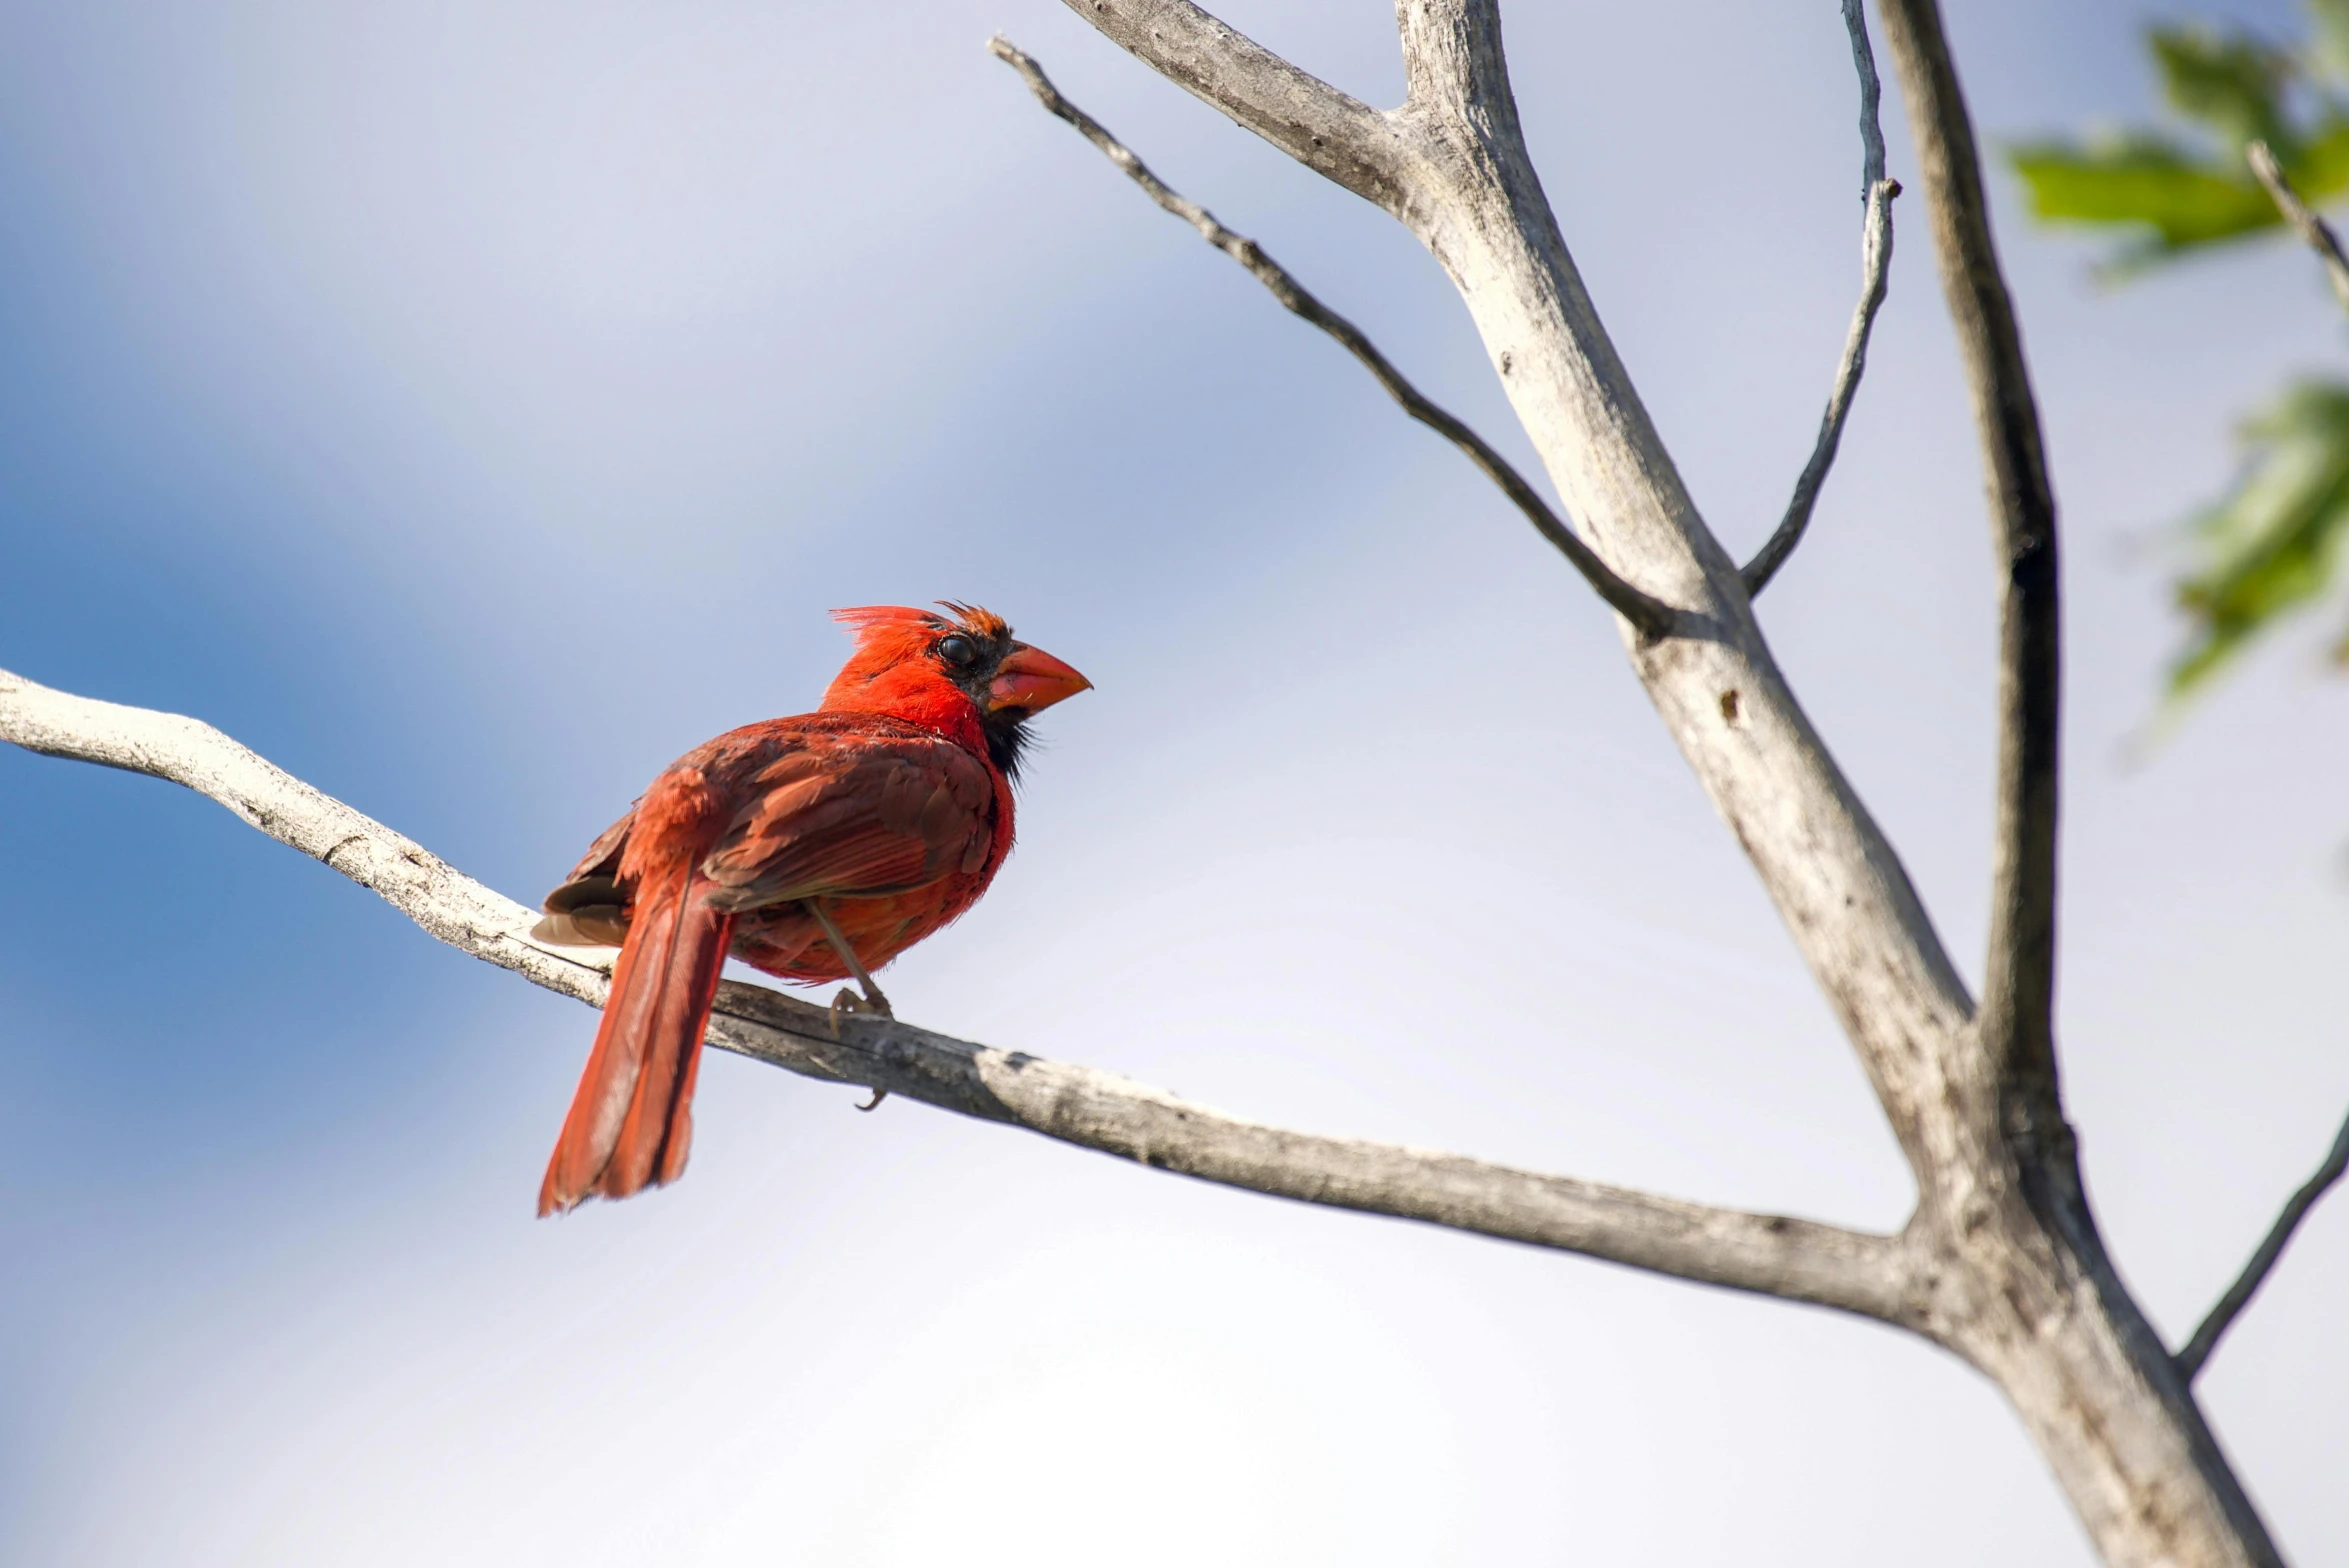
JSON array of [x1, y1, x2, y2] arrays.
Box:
[[1069, 0, 1416, 217], [0, 664, 1916, 1319], [1038, 1, 2291, 1563]]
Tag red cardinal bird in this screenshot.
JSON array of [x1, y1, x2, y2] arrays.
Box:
[[530, 603, 1090, 1215]]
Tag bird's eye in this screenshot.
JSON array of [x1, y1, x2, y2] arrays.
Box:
[[936, 634, 979, 667]]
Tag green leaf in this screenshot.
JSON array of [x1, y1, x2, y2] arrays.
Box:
[[2290, 113, 2349, 198], [2007, 117, 2349, 268], [2011, 135, 2272, 247], [2170, 380, 2349, 697], [2002, 7, 2349, 271], [2150, 25, 2299, 152], [2309, 0, 2349, 82]]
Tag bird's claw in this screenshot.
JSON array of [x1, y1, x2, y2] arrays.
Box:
[[828, 985, 893, 1020], [854, 1086, 889, 1112]]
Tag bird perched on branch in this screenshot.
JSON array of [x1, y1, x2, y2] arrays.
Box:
[[530, 603, 1091, 1215]]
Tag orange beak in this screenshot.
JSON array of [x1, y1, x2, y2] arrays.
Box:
[[986, 643, 1092, 715]]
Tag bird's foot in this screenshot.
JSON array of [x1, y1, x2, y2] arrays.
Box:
[[828, 985, 894, 1110], [828, 984, 894, 1023]]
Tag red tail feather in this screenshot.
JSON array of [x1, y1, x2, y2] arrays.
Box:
[[538, 868, 736, 1216]]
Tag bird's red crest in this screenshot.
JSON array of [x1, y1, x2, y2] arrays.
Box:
[[830, 602, 1010, 647], [822, 603, 1015, 722]]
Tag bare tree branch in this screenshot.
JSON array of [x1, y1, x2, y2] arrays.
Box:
[[989, 35, 1680, 640], [1044, 1, 1987, 1185], [2248, 139, 2349, 314], [1876, 0, 2061, 1121], [1868, 9, 2286, 1559], [1052, 0, 1415, 218], [2177, 1103, 2349, 1381], [0, 663, 1915, 1319], [1742, 0, 1900, 597]]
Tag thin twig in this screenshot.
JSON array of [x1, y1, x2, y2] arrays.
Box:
[[987, 35, 1679, 641], [1878, 0, 2063, 1115], [0, 663, 1915, 1317], [2159, 146, 2349, 1382], [2248, 140, 2349, 314], [2177, 1104, 2349, 1380], [1845, 0, 1889, 191], [1742, 0, 1900, 597]]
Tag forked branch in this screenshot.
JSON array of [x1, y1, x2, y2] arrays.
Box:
[[0, 664, 1911, 1319], [1742, 0, 1900, 597], [1034, 3, 2287, 1560], [2177, 1102, 2349, 1380], [2248, 139, 2349, 313], [988, 35, 1677, 640]]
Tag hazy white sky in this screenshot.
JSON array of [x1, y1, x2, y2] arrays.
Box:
[[2, 1, 2343, 1563]]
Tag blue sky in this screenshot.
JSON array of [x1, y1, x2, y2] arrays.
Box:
[[3, 0, 2345, 1562]]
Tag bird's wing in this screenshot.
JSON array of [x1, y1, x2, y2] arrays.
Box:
[[532, 805, 640, 946], [566, 806, 636, 883], [698, 729, 997, 910]]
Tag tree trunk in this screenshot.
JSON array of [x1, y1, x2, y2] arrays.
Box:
[[1910, 1114, 2280, 1566]]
